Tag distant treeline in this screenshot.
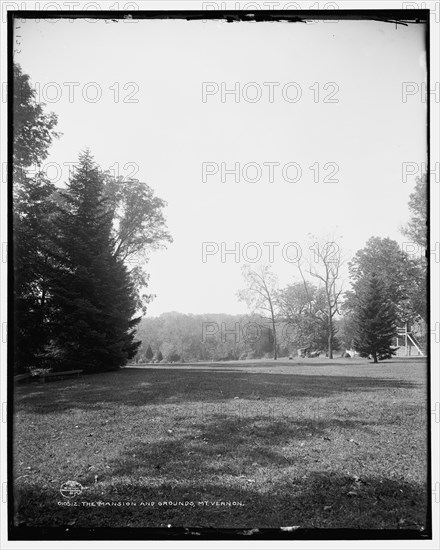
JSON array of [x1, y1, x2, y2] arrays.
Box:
[[134, 312, 365, 362]]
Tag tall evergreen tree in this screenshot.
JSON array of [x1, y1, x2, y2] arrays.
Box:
[[48, 151, 140, 372], [145, 344, 154, 361], [353, 273, 398, 363]]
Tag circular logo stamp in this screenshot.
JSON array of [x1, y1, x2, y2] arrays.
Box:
[[60, 480, 83, 499]]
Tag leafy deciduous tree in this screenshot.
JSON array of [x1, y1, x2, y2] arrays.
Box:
[[304, 236, 344, 359], [13, 63, 60, 372], [345, 236, 425, 323], [278, 282, 324, 352], [13, 63, 60, 171], [104, 176, 172, 315], [238, 264, 279, 360], [401, 174, 428, 324], [402, 174, 427, 250]]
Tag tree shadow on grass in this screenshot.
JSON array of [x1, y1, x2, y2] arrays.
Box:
[[15, 368, 420, 414], [13, 471, 428, 531], [103, 413, 391, 484], [13, 386, 429, 530]]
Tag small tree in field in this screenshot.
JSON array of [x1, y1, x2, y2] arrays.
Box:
[[156, 350, 163, 362], [145, 344, 154, 362], [238, 264, 279, 360], [304, 235, 344, 359], [353, 273, 397, 363]]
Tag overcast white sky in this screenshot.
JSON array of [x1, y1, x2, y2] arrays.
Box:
[[14, 17, 427, 316]]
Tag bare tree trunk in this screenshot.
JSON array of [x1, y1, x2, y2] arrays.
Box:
[[328, 314, 333, 359], [271, 314, 278, 360], [267, 293, 278, 360]]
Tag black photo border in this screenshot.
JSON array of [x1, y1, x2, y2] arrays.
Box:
[[6, 7, 432, 542]]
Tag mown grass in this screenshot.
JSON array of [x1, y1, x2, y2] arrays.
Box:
[[13, 357, 428, 530]]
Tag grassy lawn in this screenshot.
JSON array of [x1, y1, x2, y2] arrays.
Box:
[[13, 357, 428, 531]]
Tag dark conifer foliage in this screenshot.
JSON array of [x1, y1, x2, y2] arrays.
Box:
[[48, 151, 140, 372], [353, 273, 398, 363], [145, 344, 154, 361]]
